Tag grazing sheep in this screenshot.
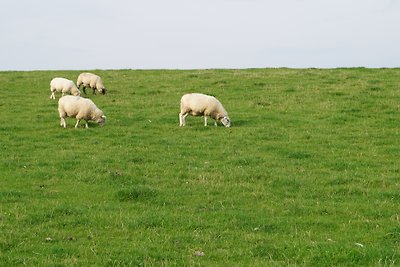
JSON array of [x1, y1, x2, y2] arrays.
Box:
[[50, 78, 81, 100], [77, 72, 107, 95], [58, 95, 106, 128], [179, 93, 231, 127]]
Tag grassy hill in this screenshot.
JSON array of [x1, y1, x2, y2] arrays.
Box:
[[0, 68, 399, 266]]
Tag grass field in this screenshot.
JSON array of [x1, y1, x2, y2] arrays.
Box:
[[0, 68, 399, 266]]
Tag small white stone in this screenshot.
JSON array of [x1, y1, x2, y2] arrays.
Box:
[[194, 251, 205, 257]]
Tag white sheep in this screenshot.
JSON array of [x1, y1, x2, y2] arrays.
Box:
[[179, 93, 231, 127], [58, 95, 106, 128], [50, 77, 81, 100], [77, 72, 107, 95]]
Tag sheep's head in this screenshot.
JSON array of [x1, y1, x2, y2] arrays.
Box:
[[220, 116, 231, 127], [100, 88, 106, 95], [97, 115, 106, 126]]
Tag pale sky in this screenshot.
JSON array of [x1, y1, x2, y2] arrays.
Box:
[[0, 0, 399, 70]]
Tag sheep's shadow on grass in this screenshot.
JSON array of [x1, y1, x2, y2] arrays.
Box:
[[80, 122, 105, 129], [176, 119, 250, 128], [59, 121, 104, 129], [230, 119, 251, 127]]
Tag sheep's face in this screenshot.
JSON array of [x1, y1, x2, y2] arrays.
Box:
[[100, 88, 106, 95], [221, 116, 231, 127], [97, 115, 106, 126]]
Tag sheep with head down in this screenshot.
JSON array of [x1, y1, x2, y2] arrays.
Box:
[[58, 95, 106, 128], [77, 72, 107, 95], [179, 93, 231, 127], [49, 77, 81, 100]]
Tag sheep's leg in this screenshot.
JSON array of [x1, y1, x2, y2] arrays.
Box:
[[60, 117, 66, 128], [84, 121, 89, 128], [204, 116, 208, 126], [50, 92, 55, 99], [214, 121, 218, 127], [180, 113, 188, 126], [74, 119, 80, 128], [179, 113, 183, 126], [82, 87, 87, 94]]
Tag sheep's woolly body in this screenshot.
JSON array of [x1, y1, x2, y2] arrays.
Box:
[[50, 78, 81, 99], [179, 93, 231, 127], [77, 73, 106, 95], [58, 95, 106, 128]]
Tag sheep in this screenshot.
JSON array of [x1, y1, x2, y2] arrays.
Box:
[[179, 93, 231, 127], [50, 77, 81, 100], [76, 72, 107, 95], [58, 95, 106, 128]]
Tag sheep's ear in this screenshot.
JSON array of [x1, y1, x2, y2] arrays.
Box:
[[101, 115, 106, 119]]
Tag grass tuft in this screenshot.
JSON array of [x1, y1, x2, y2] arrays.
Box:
[[116, 186, 157, 202]]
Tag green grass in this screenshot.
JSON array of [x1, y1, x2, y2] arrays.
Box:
[[0, 68, 400, 266]]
